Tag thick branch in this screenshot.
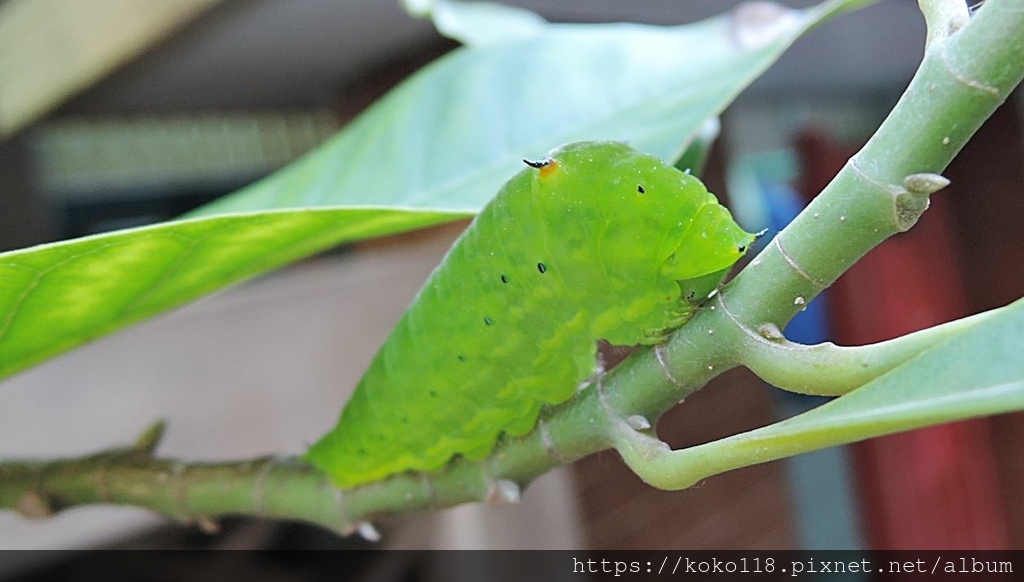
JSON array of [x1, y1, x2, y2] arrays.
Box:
[[0, 421, 565, 534], [0, 425, 353, 533]]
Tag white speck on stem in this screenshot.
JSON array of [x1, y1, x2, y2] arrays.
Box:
[[487, 480, 522, 505], [626, 415, 652, 431], [357, 522, 381, 542], [758, 323, 784, 340]]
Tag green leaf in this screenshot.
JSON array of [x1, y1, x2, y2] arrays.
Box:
[[674, 118, 719, 176], [402, 0, 547, 46], [189, 0, 860, 218], [0, 209, 459, 381], [0, 0, 869, 382], [684, 297, 1024, 474]]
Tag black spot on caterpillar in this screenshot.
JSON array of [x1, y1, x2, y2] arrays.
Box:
[[306, 141, 754, 488]]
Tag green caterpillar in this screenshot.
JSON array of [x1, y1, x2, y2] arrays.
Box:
[[306, 141, 754, 488]]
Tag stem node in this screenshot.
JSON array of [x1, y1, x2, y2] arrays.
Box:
[[894, 189, 932, 231], [16, 491, 56, 519]]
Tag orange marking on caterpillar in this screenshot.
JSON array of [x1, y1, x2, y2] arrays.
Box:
[[523, 157, 560, 179]]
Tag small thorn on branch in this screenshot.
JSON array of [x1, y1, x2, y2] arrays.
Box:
[[17, 491, 56, 519], [758, 323, 785, 340], [341, 521, 381, 542], [486, 479, 521, 505], [196, 517, 221, 535], [903, 172, 950, 195], [132, 420, 167, 456], [626, 415, 652, 431], [357, 522, 381, 542]]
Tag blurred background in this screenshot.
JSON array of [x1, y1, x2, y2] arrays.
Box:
[[0, 0, 1022, 569]]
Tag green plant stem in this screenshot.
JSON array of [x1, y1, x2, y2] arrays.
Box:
[[0, 416, 583, 534], [0, 446, 349, 532], [610, 297, 1024, 490], [1, 0, 1023, 531], [603, 0, 1024, 487], [734, 302, 1001, 396]]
